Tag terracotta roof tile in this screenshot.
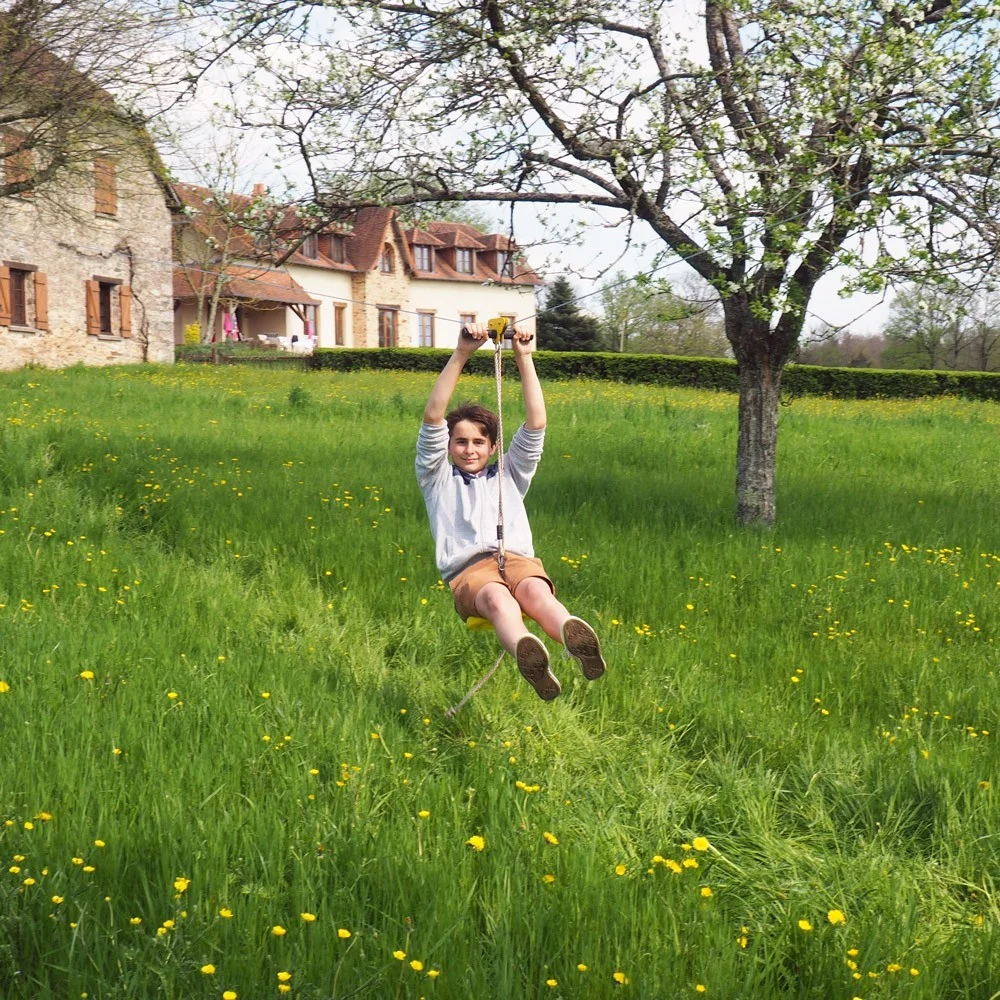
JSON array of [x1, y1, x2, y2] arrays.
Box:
[[173, 264, 317, 306]]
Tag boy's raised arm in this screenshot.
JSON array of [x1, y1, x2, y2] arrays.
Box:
[[423, 327, 486, 425], [513, 328, 546, 430]]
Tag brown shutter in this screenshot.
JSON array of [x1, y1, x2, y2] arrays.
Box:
[[33, 272, 48, 330], [94, 159, 117, 215], [85, 280, 100, 335], [0, 267, 10, 325], [119, 284, 132, 337]]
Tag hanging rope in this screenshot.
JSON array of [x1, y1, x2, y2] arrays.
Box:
[[445, 319, 513, 718]]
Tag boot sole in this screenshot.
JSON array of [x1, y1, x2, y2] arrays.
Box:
[[562, 618, 606, 681], [516, 635, 561, 701]]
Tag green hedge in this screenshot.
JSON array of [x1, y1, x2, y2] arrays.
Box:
[[306, 348, 1000, 401]]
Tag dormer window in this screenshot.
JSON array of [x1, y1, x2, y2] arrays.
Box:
[[415, 245, 434, 271], [301, 234, 318, 259], [331, 235, 346, 263], [456, 248, 474, 274], [496, 251, 510, 277], [380, 245, 394, 272]]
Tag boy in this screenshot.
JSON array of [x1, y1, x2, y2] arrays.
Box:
[[415, 324, 605, 700]]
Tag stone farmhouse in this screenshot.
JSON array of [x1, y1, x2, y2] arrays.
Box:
[[0, 56, 174, 369], [171, 183, 543, 350]]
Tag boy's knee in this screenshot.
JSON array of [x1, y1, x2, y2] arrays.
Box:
[[514, 576, 551, 606], [476, 582, 513, 615]]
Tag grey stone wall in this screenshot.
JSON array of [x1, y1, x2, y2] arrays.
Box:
[[0, 146, 173, 370]]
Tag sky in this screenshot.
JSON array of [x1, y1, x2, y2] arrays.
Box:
[[161, 3, 895, 336]]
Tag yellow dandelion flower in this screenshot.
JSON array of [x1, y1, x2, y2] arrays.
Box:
[[300, 912, 316, 922], [418, 810, 430, 819], [200, 965, 216, 975], [309, 768, 319, 775], [129, 917, 142, 925], [695, 987, 706, 994], [173, 877, 190, 893], [0, 681, 9, 693], [51, 896, 64, 904], [94, 840, 105, 848], [887, 963, 901, 973], [466, 835, 485, 852], [393, 950, 406, 961], [338, 928, 351, 939], [798, 919, 813, 932], [910, 968, 919, 976], [410, 960, 424, 971], [271, 925, 287, 937], [79, 671, 94, 680], [700, 886, 713, 898], [546, 979, 557, 988], [542, 874, 555, 884], [219, 907, 233, 918], [278, 987, 291, 995], [543, 831, 559, 845], [692, 837, 710, 852], [615, 864, 627, 876], [827, 909, 846, 926], [666, 859, 682, 874], [613, 971, 630, 985], [277, 972, 292, 982], [577, 964, 588, 972], [222, 992, 238, 1000], [427, 969, 440, 979]]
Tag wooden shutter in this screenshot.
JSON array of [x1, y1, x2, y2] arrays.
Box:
[[119, 284, 132, 337], [94, 159, 117, 215], [33, 272, 48, 330], [0, 267, 10, 326], [85, 280, 100, 335]]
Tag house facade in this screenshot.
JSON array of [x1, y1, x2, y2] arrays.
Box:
[[0, 128, 174, 369], [172, 186, 541, 350]]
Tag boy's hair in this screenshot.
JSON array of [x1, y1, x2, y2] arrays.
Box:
[[446, 402, 499, 446]]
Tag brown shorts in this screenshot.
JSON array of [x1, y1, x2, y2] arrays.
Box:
[[449, 553, 555, 621]]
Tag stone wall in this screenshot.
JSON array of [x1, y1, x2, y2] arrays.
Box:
[[0, 145, 173, 370]]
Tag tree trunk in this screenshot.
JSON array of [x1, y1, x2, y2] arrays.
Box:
[[725, 297, 791, 527], [735, 352, 782, 526]]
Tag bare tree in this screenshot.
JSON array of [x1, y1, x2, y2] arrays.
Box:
[[196, 0, 1000, 523], [0, 0, 189, 204]]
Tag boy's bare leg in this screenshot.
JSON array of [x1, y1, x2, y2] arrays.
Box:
[[512, 577, 571, 643], [475, 582, 561, 700], [515, 577, 606, 681], [475, 583, 531, 655]]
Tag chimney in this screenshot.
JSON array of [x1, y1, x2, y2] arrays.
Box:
[[252, 183, 267, 197]]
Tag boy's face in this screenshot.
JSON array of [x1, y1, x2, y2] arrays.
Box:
[[448, 419, 497, 475]]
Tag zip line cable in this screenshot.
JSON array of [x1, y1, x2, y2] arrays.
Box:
[[59, 176, 920, 337]]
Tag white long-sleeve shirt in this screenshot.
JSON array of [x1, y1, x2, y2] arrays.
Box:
[[415, 421, 545, 581]]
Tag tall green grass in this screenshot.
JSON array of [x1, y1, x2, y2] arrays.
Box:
[[0, 363, 997, 999]]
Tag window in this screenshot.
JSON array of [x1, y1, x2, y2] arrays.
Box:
[[496, 251, 510, 276], [415, 245, 434, 271], [9, 269, 27, 326], [456, 248, 474, 274], [380, 245, 394, 273], [0, 264, 47, 330], [301, 234, 318, 259], [94, 158, 117, 216], [303, 303, 318, 339], [334, 303, 346, 346], [377, 307, 397, 347], [331, 235, 346, 263], [460, 313, 476, 328], [85, 278, 131, 338], [417, 312, 434, 348]]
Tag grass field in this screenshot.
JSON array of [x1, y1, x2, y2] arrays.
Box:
[[0, 363, 998, 1000]]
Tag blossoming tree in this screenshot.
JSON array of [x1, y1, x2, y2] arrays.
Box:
[[200, 0, 1000, 523]]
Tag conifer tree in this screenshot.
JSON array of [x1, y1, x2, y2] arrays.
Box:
[[535, 277, 600, 352]]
